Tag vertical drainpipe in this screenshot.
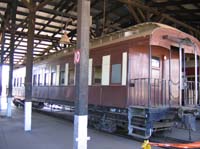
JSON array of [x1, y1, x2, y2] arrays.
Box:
[[148, 38, 152, 108], [179, 43, 182, 106], [194, 44, 198, 105]]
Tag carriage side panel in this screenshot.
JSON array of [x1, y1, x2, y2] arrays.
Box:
[[127, 37, 180, 107]]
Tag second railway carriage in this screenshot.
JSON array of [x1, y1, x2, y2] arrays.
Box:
[[13, 22, 200, 139]]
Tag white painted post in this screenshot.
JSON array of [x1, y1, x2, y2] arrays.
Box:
[[73, 0, 90, 149], [24, 102, 32, 131], [73, 115, 90, 149], [6, 97, 12, 117]]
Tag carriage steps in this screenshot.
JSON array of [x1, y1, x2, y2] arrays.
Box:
[[128, 106, 174, 139]]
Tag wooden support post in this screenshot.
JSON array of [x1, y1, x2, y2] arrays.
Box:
[[0, 29, 5, 110], [24, 0, 35, 131], [73, 0, 90, 149], [7, 0, 17, 117], [0, 29, 5, 97]]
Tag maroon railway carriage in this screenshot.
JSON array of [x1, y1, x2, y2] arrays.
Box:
[[13, 22, 200, 138]]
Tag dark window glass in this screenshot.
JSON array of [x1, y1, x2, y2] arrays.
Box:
[[60, 71, 65, 85], [38, 74, 40, 86], [111, 64, 121, 84], [93, 66, 102, 84], [44, 73, 47, 86], [33, 75, 37, 86], [68, 69, 75, 85], [152, 56, 160, 68], [51, 72, 56, 85], [14, 78, 16, 87], [20, 77, 22, 87]]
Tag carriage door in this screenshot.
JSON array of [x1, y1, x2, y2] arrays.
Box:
[[151, 56, 165, 106]]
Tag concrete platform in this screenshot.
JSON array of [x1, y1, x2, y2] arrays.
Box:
[[1, 96, 200, 149], [0, 104, 154, 149], [161, 119, 200, 142]]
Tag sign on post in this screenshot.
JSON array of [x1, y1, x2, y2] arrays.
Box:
[[74, 50, 80, 64]]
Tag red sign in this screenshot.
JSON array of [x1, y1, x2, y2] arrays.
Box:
[[74, 50, 80, 64]]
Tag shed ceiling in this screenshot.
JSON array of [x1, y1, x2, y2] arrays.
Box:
[[0, 0, 199, 67]]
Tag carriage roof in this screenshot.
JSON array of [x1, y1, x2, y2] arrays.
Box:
[[35, 22, 200, 63], [91, 22, 200, 55]]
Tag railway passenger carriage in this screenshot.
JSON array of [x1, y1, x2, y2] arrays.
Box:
[[13, 22, 200, 139]]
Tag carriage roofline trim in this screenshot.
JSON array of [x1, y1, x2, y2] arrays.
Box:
[[150, 25, 200, 55], [34, 22, 200, 63]]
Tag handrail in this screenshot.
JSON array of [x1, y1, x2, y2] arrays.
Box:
[[129, 78, 200, 107], [130, 78, 173, 107]]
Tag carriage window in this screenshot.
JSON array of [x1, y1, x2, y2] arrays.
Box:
[[16, 78, 18, 87], [60, 71, 65, 85], [44, 73, 47, 86], [152, 57, 160, 68], [20, 77, 22, 87], [38, 74, 40, 86], [111, 64, 121, 84], [93, 66, 102, 84], [22, 77, 25, 86], [51, 72, 56, 85], [68, 68, 75, 85], [33, 75, 37, 86], [14, 78, 16, 87]]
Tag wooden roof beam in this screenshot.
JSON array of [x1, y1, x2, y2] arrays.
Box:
[[126, 4, 141, 24], [118, 0, 200, 36], [39, 1, 77, 56], [5, 30, 59, 42], [136, 8, 145, 22], [35, 0, 54, 11], [36, 0, 72, 36], [14, 18, 63, 30], [149, 0, 199, 7], [21, 0, 31, 10]]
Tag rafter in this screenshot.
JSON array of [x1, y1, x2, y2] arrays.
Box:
[[149, 0, 199, 7], [0, 0, 199, 65], [136, 8, 145, 22], [118, 0, 200, 36], [35, 0, 54, 11], [21, 0, 31, 10], [126, 4, 141, 23]]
